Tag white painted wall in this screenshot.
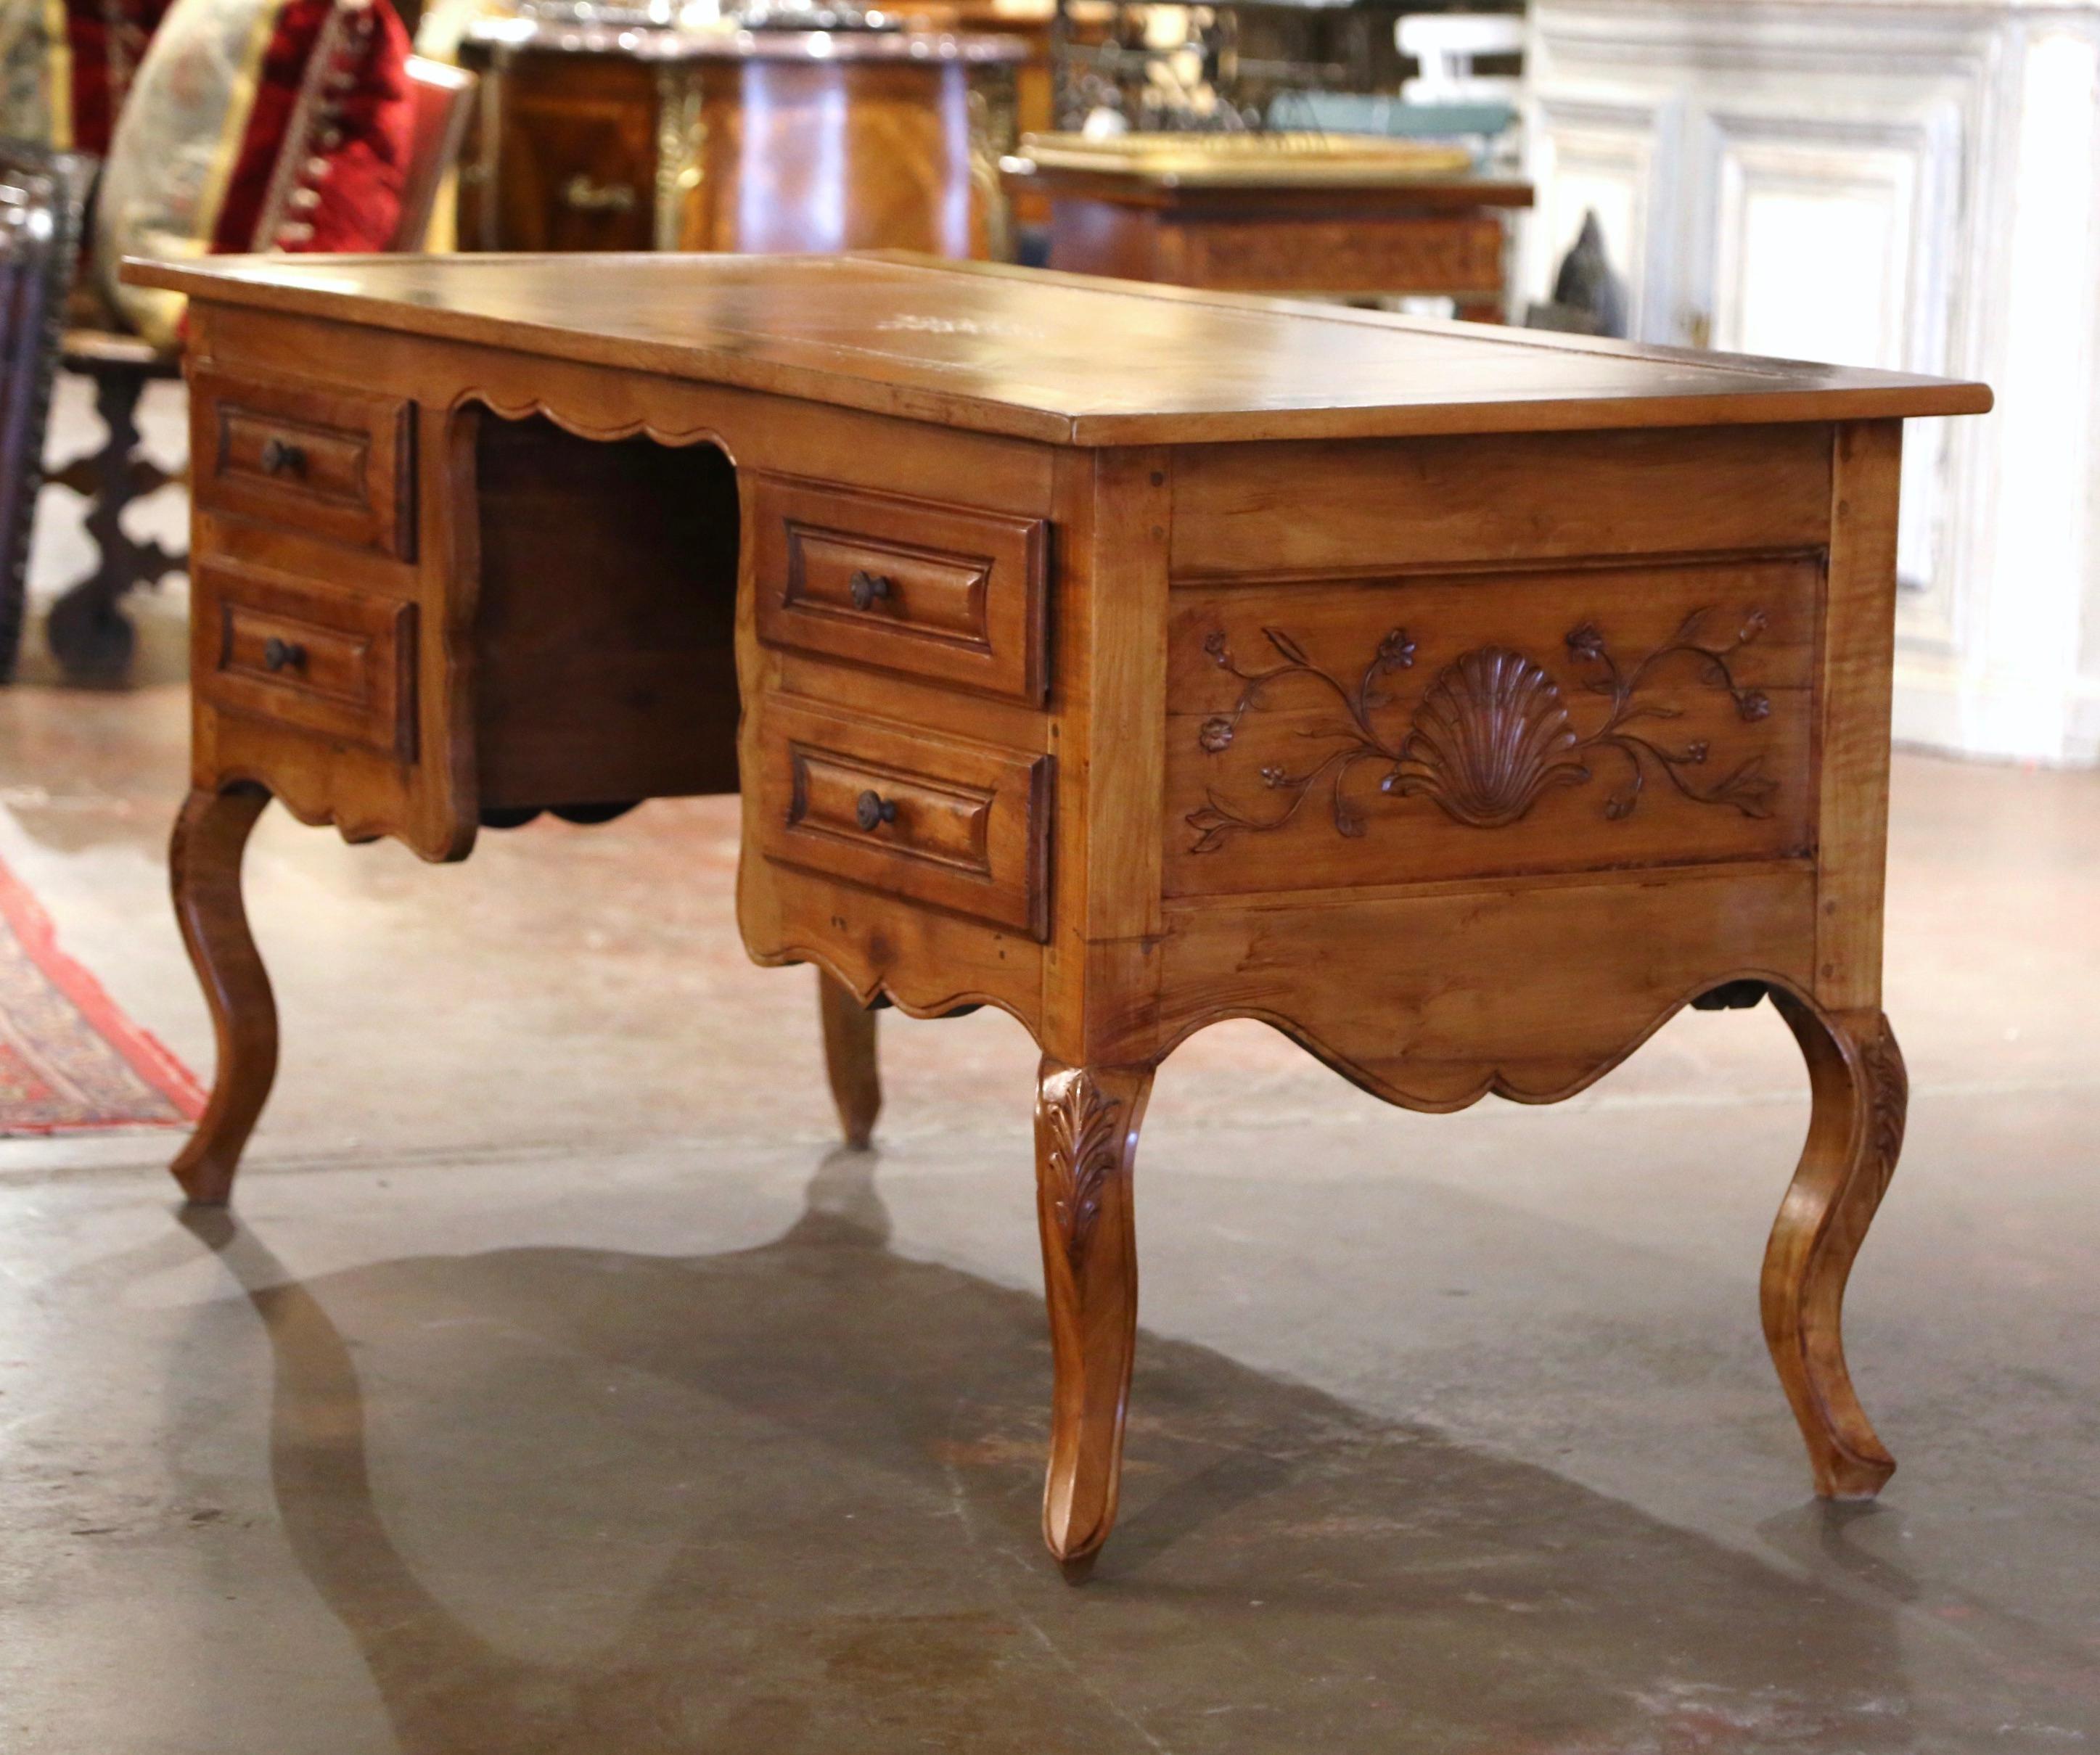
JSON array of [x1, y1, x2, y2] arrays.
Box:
[[1525, 0, 2100, 766]]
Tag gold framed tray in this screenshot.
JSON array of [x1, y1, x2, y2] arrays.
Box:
[[1006, 130, 1480, 187]]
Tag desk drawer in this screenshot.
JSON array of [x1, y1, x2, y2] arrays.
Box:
[[752, 474, 1048, 703], [757, 699, 1051, 939], [192, 368, 415, 559], [197, 561, 417, 758]]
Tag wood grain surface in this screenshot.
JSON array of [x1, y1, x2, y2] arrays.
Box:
[[124, 253, 1992, 446]]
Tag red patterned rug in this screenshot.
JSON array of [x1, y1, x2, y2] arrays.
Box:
[[0, 854, 204, 1133]]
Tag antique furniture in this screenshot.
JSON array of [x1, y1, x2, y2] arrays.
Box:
[[884, 0, 1055, 223], [1002, 132, 1530, 317], [1051, 0, 1414, 134], [124, 249, 1988, 1578], [45, 55, 476, 681], [454, 15, 1025, 257], [0, 140, 94, 681]]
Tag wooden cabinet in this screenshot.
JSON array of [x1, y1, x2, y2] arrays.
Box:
[[456, 20, 1025, 258], [467, 50, 660, 252], [1004, 134, 1532, 317]]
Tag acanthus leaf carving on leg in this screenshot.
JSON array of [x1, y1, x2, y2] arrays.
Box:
[[1039, 1064, 1125, 1266], [1033, 1059, 1154, 1579], [1858, 1014, 1908, 1208]]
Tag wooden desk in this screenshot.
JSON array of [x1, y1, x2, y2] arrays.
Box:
[[123, 251, 1988, 1579], [1001, 134, 1533, 319]]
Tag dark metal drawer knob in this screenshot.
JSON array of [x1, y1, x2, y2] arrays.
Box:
[[259, 436, 306, 477], [855, 789, 898, 832], [848, 570, 893, 612], [263, 636, 306, 673]]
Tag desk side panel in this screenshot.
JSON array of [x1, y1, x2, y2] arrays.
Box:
[[1813, 421, 1902, 1013], [1152, 421, 1840, 1101], [1171, 424, 1832, 577], [1158, 866, 1821, 1111]]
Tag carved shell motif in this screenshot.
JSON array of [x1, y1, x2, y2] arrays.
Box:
[[1385, 648, 1590, 828]]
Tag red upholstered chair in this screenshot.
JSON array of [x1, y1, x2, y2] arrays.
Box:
[[392, 57, 478, 252]]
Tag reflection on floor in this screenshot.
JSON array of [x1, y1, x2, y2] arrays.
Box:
[[1, 683, 2096, 1753]]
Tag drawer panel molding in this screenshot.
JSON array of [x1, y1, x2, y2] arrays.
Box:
[[758, 699, 1051, 938], [192, 367, 416, 559], [1169, 556, 1820, 895], [752, 473, 1049, 702], [197, 560, 417, 758]]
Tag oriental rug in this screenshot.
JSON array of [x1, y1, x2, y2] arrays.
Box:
[[0, 853, 203, 1133]]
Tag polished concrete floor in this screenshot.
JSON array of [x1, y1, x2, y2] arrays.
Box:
[[1, 682, 2096, 1754]]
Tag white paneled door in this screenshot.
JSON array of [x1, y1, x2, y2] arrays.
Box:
[[1527, 1, 2100, 765]]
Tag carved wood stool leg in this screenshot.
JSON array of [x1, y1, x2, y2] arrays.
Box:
[[817, 971, 881, 1148], [46, 363, 183, 682], [1763, 992, 1906, 1497], [1034, 1057, 1154, 1582], [168, 785, 277, 1207]]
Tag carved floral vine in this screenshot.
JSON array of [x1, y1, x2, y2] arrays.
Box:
[[1039, 1069, 1125, 1265], [1187, 607, 1780, 852]]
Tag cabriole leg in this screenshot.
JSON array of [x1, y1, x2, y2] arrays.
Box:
[[168, 784, 276, 1206], [817, 972, 881, 1148], [1034, 1056, 1154, 1582], [1764, 991, 1906, 1497]]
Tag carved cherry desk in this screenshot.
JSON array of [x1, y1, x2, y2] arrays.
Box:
[[123, 251, 1990, 1578]]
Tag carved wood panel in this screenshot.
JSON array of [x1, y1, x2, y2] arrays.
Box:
[[1158, 866, 1820, 1111], [1165, 213, 1508, 296], [1165, 554, 1821, 897]]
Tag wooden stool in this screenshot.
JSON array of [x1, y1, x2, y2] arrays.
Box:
[[46, 327, 186, 682]]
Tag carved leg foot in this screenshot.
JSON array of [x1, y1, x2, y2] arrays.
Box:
[[817, 972, 881, 1148], [1035, 1058, 1154, 1579], [1764, 992, 1906, 1497], [168, 785, 276, 1206]]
